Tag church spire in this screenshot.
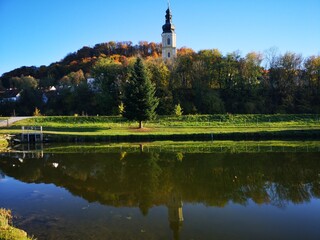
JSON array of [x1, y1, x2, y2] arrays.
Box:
[[161, 2, 177, 60], [162, 5, 175, 33]]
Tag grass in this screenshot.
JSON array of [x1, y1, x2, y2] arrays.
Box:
[[0, 209, 33, 240], [0, 114, 319, 141], [0, 135, 8, 149]]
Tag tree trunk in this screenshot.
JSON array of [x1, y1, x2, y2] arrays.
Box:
[[139, 120, 143, 129]]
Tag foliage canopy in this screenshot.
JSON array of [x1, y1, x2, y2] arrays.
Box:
[[1, 41, 320, 116]]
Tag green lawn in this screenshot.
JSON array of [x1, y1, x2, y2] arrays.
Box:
[[0, 114, 319, 141]]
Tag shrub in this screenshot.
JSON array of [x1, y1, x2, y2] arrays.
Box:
[[174, 104, 183, 117]]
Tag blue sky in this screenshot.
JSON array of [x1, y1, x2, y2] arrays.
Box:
[[0, 0, 319, 76]]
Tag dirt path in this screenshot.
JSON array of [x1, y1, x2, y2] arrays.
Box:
[[0, 117, 33, 128]]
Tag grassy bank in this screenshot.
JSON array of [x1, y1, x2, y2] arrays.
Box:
[[0, 209, 32, 240], [0, 135, 8, 149], [1, 114, 320, 142]]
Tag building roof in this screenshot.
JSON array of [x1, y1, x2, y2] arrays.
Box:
[[0, 89, 21, 99]]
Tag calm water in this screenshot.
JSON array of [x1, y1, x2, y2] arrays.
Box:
[[1, 143, 320, 240]]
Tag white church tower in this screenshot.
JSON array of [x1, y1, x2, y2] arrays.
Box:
[[162, 4, 177, 60]]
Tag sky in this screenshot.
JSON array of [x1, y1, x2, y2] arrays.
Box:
[[0, 0, 319, 76]]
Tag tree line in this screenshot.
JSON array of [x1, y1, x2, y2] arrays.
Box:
[[1, 41, 320, 116]]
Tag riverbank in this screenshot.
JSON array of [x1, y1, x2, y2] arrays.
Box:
[[1, 114, 320, 142], [0, 135, 8, 149], [42, 129, 320, 142], [39, 140, 320, 154], [0, 209, 32, 240]]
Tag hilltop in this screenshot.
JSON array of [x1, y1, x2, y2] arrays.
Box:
[[0, 42, 319, 116], [0, 41, 162, 89]]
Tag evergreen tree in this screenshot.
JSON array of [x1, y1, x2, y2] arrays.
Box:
[[174, 103, 183, 116], [124, 58, 159, 128]]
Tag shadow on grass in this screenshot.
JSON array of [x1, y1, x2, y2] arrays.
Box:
[[45, 127, 111, 132], [7, 126, 111, 133], [43, 129, 320, 143]]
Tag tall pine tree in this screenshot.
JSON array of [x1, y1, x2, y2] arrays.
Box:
[[124, 58, 159, 128]]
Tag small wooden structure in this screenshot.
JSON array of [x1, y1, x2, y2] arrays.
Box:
[[21, 126, 43, 143]]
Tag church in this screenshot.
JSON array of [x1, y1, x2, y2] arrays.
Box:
[[162, 5, 177, 60]]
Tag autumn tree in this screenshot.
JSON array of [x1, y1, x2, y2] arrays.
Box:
[[234, 52, 264, 113], [92, 57, 128, 115], [146, 58, 172, 114], [60, 69, 85, 86], [123, 58, 159, 128], [192, 49, 225, 113], [301, 55, 320, 112], [10, 75, 39, 89]]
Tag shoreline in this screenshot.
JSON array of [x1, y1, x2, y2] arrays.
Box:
[[44, 129, 320, 143], [0, 209, 32, 240], [2, 129, 320, 146]]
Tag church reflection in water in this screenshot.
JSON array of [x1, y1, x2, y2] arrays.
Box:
[[167, 193, 184, 240], [1, 149, 320, 239]]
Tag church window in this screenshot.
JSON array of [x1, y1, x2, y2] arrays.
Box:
[[168, 52, 171, 58], [167, 38, 171, 45]]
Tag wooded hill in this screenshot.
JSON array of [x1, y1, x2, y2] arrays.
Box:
[[0, 41, 162, 89], [0, 41, 319, 116]]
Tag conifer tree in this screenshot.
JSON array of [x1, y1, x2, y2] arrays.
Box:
[[174, 104, 183, 117], [123, 58, 159, 128]]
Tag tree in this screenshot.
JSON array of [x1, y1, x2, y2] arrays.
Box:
[[10, 75, 39, 89], [272, 52, 303, 113], [33, 107, 42, 116], [123, 58, 159, 128], [302, 55, 320, 113], [60, 69, 85, 86], [18, 88, 42, 115], [174, 104, 183, 116], [146, 58, 172, 115], [92, 57, 127, 115], [71, 83, 96, 115]]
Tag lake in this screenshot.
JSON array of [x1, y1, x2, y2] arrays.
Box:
[[1, 142, 320, 240]]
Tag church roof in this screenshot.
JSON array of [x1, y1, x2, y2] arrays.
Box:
[[162, 8, 175, 33]]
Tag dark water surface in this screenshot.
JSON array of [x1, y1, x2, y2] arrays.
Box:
[[1, 142, 320, 239]]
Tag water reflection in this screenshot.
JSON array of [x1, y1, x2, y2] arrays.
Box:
[[168, 193, 184, 240], [1, 150, 320, 207], [1, 147, 320, 239]]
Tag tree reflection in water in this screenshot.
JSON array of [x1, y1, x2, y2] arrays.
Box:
[[1, 150, 320, 239]]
